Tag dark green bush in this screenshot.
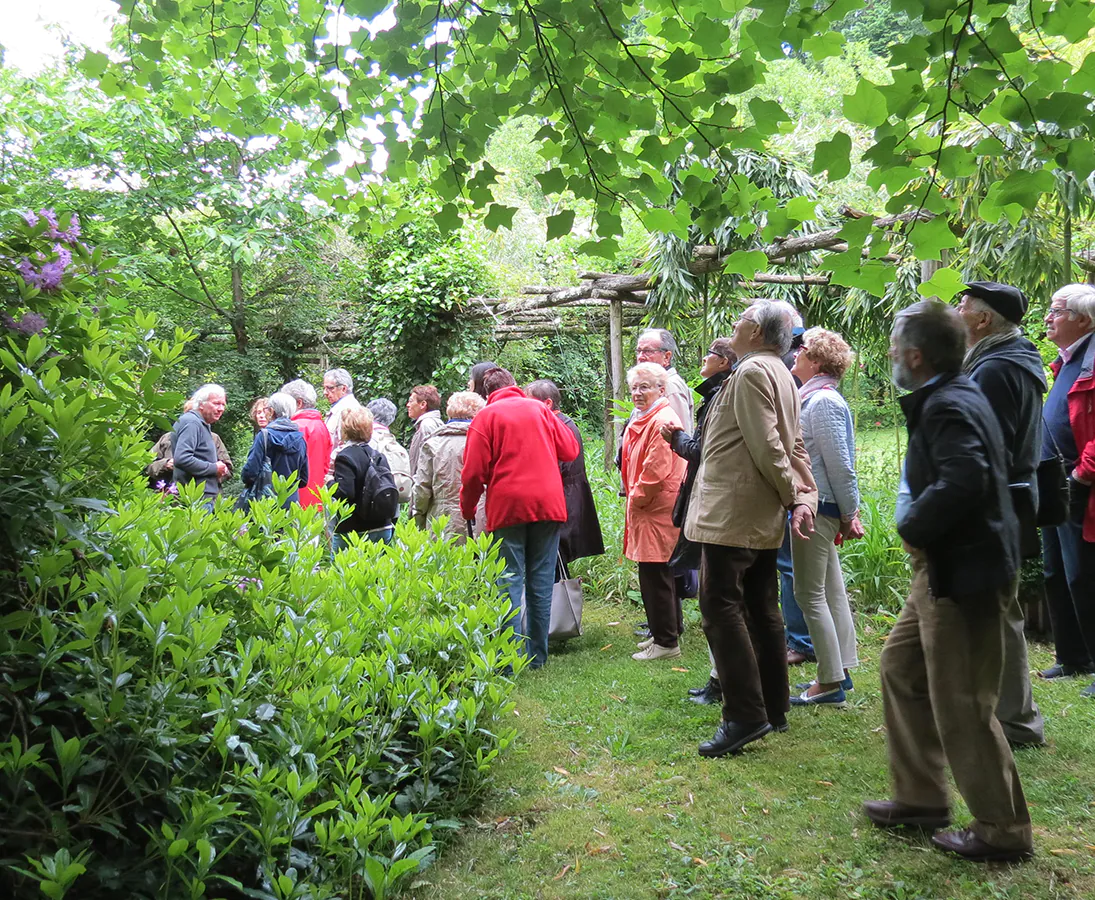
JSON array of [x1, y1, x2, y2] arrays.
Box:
[[1, 208, 521, 899]]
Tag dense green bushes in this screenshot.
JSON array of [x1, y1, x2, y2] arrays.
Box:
[[1, 494, 519, 899], [1, 209, 521, 899]]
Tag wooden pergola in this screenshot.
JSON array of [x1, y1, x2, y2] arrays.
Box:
[[465, 207, 932, 463]]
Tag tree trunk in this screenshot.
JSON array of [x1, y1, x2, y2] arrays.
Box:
[[1064, 209, 1073, 282], [231, 261, 248, 354]]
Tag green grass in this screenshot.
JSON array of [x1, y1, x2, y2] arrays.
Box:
[[409, 603, 1095, 899]]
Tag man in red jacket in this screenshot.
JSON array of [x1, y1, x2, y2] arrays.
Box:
[[461, 367, 580, 668], [282, 379, 333, 509]]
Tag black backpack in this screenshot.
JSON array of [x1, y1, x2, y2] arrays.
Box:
[[358, 446, 400, 529]]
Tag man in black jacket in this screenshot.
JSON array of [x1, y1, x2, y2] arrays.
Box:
[[958, 282, 1046, 748], [863, 301, 1032, 863]]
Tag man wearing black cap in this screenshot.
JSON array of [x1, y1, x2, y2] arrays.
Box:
[[957, 282, 1047, 748]]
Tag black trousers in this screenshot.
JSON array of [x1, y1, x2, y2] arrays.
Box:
[[1042, 522, 1095, 668], [699, 543, 788, 726], [638, 562, 679, 649]]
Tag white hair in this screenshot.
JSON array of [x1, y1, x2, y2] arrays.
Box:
[[281, 379, 317, 408], [1052, 283, 1095, 326], [626, 362, 669, 390], [638, 328, 678, 354], [367, 398, 397, 426], [266, 392, 295, 420], [324, 368, 354, 392], [190, 384, 225, 406], [745, 299, 795, 355]]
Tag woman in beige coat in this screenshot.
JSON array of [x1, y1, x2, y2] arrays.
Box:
[[623, 362, 687, 661], [412, 391, 486, 541]]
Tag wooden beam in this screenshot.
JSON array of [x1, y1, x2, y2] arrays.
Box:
[[608, 298, 625, 453]]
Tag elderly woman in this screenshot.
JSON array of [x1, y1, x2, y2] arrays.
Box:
[[241, 391, 309, 508], [332, 406, 397, 546], [788, 327, 863, 706], [366, 398, 413, 505], [623, 361, 687, 661], [412, 391, 487, 541]]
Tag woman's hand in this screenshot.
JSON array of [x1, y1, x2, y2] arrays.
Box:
[[841, 513, 865, 541]]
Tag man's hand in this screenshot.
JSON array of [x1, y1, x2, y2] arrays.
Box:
[[790, 504, 815, 540], [841, 513, 865, 541], [164, 457, 174, 470], [466, 518, 476, 538], [216, 460, 229, 479], [902, 539, 918, 555], [659, 423, 681, 443]]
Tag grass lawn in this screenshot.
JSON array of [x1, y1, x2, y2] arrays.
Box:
[[410, 602, 1095, 899]]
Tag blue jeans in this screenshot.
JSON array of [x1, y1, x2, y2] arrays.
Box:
[[778, 516, 814, 656], [1042, 522, 1095, 668], [493, 521, 561, 669], [332, 528, 394, 553]]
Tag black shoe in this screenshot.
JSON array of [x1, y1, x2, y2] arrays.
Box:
[[771, 718, 789, 733], [698, 720, 772, 758], [931, 828, 1032, 863], [1037, 662, 1093, 679], [687, 677, 720, 697], [688, 680, 722, 705], [863, 799, 950, 830]]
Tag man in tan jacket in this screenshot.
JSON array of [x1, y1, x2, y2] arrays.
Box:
[[685, 299, 818, 757]]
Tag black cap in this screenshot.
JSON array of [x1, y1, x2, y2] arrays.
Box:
[[961, 281, 1028, 325]]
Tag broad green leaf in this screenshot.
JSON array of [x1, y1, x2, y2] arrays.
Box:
[[722, 250, 768, 280], [802, 31, 845, 60], [812, 132, 852, 181], [642, 208, 689, 240], [843, 81, 888, 128], [545, 210, 575, 241], [482, 204, 517, 232], [906, 216, 958, 261], [917, 266, 968, 300]]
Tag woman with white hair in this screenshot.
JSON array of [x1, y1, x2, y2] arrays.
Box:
[[367, 397, 413, 505], [240, 391, 309, 508], [412, 391, 487, 541], [623, 362, 687, 661]]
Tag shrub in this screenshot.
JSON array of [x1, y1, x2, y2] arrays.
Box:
[[1, 209, 521, 899], [1, 493, 520, 899]]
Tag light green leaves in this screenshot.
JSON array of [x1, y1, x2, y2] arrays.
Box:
[[906, 216, 958, 261], [802, 31, 845, 60], [642, 206, 691, 240], [917, 266, 968, 300], [722, 250, 768, 281], [843, 81, 888, 128]]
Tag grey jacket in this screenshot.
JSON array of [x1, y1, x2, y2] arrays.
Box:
[[412, 419, 485, 541], [170, 410, 220, 498], [665, 367, 695, 432], [799, 379, 859, 518]]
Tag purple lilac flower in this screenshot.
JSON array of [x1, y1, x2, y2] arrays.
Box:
[[22, 210, 39, 227], [16, 258, 40, 288], [56, 213, 81, 244], [155, 480, 167, 491], [1, 312, 47, 336], [166, 483, 179, 496], [38, 262, 66, 292], [53, 244, 72, 268]]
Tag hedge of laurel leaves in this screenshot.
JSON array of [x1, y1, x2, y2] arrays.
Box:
[[0, 209, 521, 899]]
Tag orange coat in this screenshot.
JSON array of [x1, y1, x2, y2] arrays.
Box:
[[622, 398, 686, 563]]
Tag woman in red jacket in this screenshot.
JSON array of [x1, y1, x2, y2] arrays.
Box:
[[460, 367, 579, 669], [624, 362, 687, 661]]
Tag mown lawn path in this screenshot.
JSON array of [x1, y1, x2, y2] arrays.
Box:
[[410, 603, 1095, 899]]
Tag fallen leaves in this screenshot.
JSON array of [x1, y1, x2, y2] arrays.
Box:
[[599, 643, 613, 651], [608, 693, 627, 703], [670, 666, 690, 673], [553, 864, 571, 880], [553, 766, 571, 776]]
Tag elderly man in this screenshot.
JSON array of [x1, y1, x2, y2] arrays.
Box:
[[685, 299, 817, 757], [1039, 283, 1095, 697], [322, 368, 360, 462], [407, 385, 444, 475], [367, 398, 413, 506], [636, 328, 694, 431], [864, 301, 1031, 863], [461, 367, 579, 669], [171, 384, 230, 505], [282, 379, 332, 509], [956, 283, 1046, 747]]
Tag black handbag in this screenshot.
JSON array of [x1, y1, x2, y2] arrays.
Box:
[[1036, 424, 1069, 527]]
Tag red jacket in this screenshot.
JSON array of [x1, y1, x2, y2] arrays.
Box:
[[292, 408, 332, 509], [460, 385, 580, 531], [1051, 338, 1095, 541]]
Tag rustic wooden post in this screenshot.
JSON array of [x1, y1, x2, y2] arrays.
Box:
[[609, 295, 626, 430]]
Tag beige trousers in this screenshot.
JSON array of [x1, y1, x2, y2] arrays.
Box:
[[790, 514, 858, 684], [880, 557, 1032, 850]]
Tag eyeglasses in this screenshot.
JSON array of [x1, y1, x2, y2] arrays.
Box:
[[630, 382, 657, 392], [636, 346, 666, 357], [1046, 307, 1073, 319], [705, 350, 728, 360]]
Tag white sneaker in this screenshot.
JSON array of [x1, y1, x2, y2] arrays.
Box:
[[632, 643, 682, 661], [636, 637, 655, 650]]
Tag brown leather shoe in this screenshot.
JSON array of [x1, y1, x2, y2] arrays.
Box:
[[862, 799, 950, 829], [787, 649, 813, 665], [931, 828, 1033, 863]]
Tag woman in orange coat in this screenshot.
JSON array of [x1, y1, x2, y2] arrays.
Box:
[[623, 362, 688, 661]]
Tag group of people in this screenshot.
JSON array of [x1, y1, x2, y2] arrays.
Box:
[[149, 279, 1095, 865], [616, 284, 1095, 865], [148, 363, 606, 664]]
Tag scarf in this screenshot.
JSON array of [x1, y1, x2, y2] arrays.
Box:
[[962, 327, 1021, 373], [799, 373, 840, 404]]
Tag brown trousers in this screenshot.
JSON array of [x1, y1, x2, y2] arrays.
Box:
[[699, 544, 788, 726], [881, 557, 1032, 850], [637, 562, 679, 648]]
